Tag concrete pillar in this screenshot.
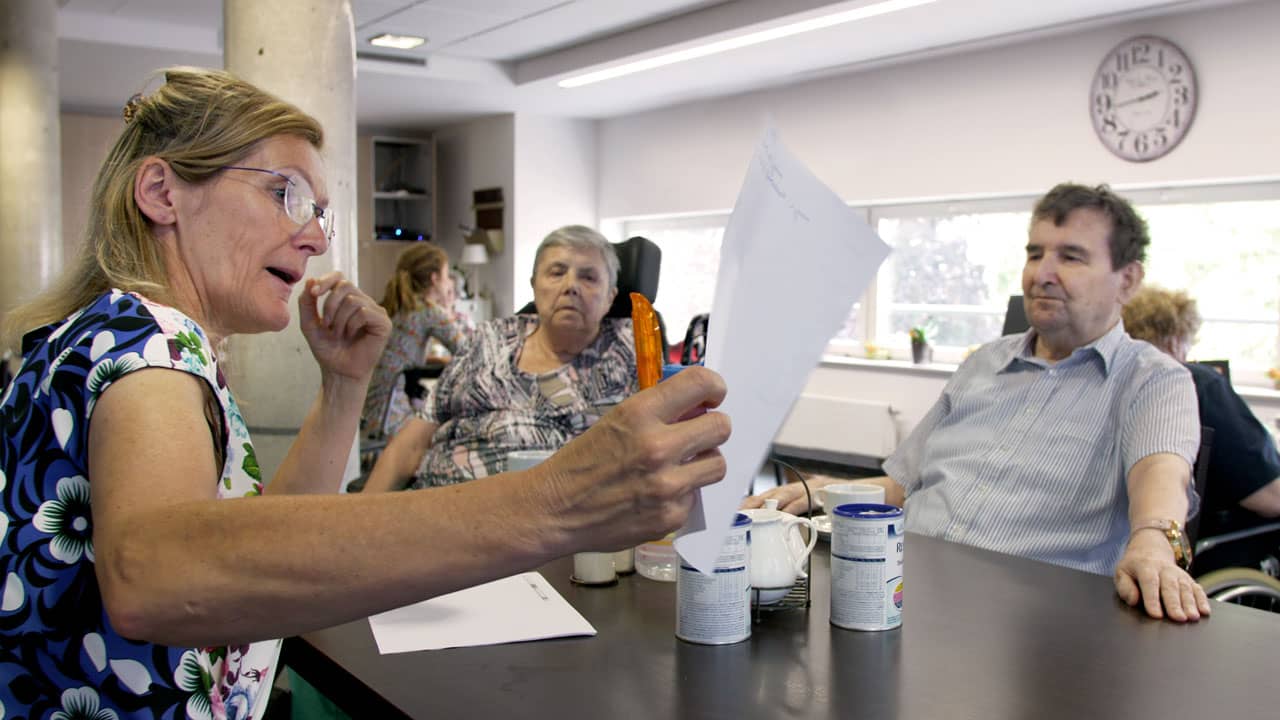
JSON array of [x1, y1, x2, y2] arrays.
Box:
[[224, 0, 359, 484], [0, 0, 61, 336]]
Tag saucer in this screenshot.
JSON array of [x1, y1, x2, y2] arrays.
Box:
[[811, 515, 832, 541]]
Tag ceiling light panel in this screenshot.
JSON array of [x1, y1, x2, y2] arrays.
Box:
[[369, 33, 426, 49]]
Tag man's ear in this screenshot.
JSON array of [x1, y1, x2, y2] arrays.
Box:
[[1117, 261, 1145, 303], [133, 157, 180, 227]]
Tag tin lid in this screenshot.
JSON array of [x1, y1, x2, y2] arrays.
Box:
[[832, 503, 903, 519]]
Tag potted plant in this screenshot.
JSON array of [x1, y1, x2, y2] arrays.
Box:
[[909, 324, 933, 364]]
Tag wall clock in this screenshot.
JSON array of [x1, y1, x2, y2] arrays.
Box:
[[1090, 35, 1197, 162]]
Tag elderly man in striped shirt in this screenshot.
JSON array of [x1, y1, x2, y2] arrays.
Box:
[[751, 183, 1210, 623]]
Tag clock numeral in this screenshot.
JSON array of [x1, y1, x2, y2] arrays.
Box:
[[1100, 115, 1118, 134], [1129, 130, 1169, 159], [1172, 85, 1191, 105], [1168, 61, 1184, 77], [1114, 53, 1131, 72], [1157, 48, 1165, 68], [1098, 72, 1119, 91], [1130, 42, 1151, 66], [1171, 107, 1182, 128], [1093, 93, 1113, 115]]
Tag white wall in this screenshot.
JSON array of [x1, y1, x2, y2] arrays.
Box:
[[593, 0, 1280, 444], [598, 1, 1280, 217], [433, 114, 516, 315], [512, 114, 599, 313]]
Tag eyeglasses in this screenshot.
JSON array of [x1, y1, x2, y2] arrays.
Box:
[[222, 166, 335, 242]]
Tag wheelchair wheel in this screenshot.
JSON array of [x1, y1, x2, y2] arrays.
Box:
[[1197, 567, 1280, 613]]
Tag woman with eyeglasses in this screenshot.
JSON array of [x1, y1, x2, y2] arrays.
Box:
[[0, 67, 731, 720], [362, 243, 472, 439]]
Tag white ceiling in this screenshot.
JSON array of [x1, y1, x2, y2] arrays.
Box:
[[55, 0, 1242, 129]]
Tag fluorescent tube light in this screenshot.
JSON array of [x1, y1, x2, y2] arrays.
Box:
[[558, 0, 936, 88], [369, 33, 426, 50]]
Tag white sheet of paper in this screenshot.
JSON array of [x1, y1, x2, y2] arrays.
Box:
[[367, 572, 596, 653], [674, 127, 891, 573]]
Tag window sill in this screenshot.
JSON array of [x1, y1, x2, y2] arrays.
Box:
[[819, 354, 957, 379], [821, 353, 1280, 406]]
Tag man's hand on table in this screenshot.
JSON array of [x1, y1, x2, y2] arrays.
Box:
[[1114, 529, 1212, 622], [742, 476, 841, 514]]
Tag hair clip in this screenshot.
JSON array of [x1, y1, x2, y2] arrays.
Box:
[[122, 93, 145, 124]]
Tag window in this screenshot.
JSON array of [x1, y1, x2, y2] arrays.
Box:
[[867, 198, 1032, 362], [611, 181, 1280, 387], [1129, 184, 1280, 386], [619, 214, 726, 348]]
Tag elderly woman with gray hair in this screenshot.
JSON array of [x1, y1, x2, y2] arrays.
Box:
[[364, 225, 637, 491]]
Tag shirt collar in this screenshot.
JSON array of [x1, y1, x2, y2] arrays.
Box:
[[999, 320, 1127, 375]]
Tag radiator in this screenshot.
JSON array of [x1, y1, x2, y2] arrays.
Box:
[[772, 394, 898, 462]]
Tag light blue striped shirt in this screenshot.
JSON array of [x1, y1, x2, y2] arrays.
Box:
[[884, 321, 1199, 575]]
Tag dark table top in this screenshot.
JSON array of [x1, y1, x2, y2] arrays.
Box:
[[284, 533, 1280, 719]]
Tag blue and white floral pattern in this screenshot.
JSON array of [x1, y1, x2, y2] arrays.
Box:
[[0, 291, 278, 719], [32, 476, 94, 564]]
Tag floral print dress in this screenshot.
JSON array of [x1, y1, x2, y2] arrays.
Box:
[[0, 290, 277, 720]]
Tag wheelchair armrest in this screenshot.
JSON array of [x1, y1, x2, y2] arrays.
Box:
[[1194, 520, 1280, 556]]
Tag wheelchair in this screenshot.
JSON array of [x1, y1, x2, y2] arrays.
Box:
[[1193, 521, 1280, 613]]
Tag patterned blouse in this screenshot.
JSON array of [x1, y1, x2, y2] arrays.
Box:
[[362, 302, 470, 438], [412, 315, 636, 487], [0, 290, 277, 720]]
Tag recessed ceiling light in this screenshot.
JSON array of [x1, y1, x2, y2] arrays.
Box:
[[369, 33, 426, 50], [559, 0, 936, 88]]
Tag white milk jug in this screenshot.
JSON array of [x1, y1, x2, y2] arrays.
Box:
[[742, 499, 817, 604]]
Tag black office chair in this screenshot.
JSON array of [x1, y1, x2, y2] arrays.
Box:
[[1184, 425, 1215, 545], [1001, 295, 1030, 336], [518, 235, 669, 354], [402, 361, 447, 402]]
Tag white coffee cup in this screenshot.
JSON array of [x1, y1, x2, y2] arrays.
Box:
[[572, 552, 618, 585], [819, 482, 886, 514], [506, 449, 555, 472]]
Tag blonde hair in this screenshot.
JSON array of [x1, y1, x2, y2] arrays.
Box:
[[1122, 285, 1202, 349], [2, 66, 323, 349], [380, 244, 450, 317]]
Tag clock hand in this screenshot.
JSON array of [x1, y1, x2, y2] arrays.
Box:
[[1114, 89, 1160, 108]]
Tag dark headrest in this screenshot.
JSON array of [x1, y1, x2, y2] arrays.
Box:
[[607, 236, 662, 318]]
